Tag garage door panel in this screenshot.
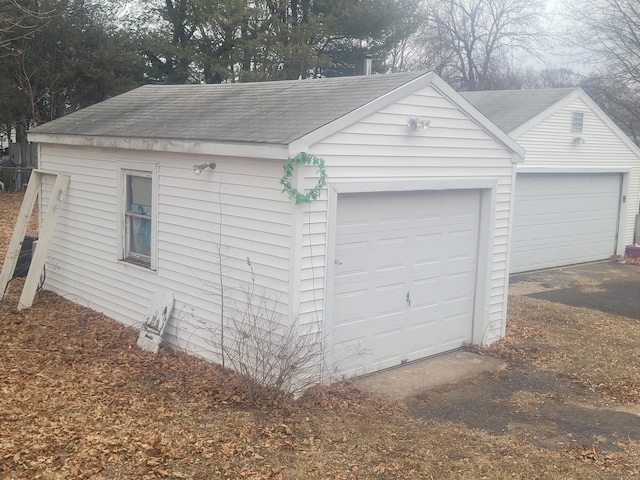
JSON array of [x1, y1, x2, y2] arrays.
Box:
[[334, 238, 369, 281], [414, 232, 443, 248], [335, 235, 413, 283], [372, 286, 406, 321], [331, 299, 366, 329], [412, 256, 441, 270], [408, 276, 439, 306], [406, 325, 438, 360], [333, 279, 407, 330], [511, 173, 621, 273], [447, 235, 477, 257], [332, 189, 480, 376], [407, 347, 437, 363], [376, 236, 409, 273]]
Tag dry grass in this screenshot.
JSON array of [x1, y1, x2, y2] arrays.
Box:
[[489, 297, 640, 404], [1, 192, 639, 479]]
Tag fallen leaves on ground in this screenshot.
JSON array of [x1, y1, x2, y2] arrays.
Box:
[[0, 192, 38, 256], [501, 296, 640, 404], [1, 191, 639, 479]]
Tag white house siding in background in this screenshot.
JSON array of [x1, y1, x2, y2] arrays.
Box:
[[513, 97, 640, 254], [38, 144, 294, 358], [463, 88, 640, 273]]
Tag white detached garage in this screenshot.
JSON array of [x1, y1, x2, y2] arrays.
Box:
[[27, 71, 523, 379], [462, 88, 640, 273]]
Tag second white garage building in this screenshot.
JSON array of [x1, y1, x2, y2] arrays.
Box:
[[463, 88, 640, 273]]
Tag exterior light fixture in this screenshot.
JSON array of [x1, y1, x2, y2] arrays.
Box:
[[408, 118, 431, 131], [573, 136, 585, 145], [193, 162, 216, 175]]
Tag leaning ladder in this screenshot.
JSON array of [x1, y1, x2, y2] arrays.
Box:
[[0, 170, 70, 310]]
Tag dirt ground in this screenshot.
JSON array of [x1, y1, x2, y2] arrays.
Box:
[[510, 261, 640, 319], [409, 363, 639, 451], [408, 263, 640, 453], [1, 191, 640, 479]]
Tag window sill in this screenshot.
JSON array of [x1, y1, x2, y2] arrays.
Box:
[[120, 256, 155, 271]]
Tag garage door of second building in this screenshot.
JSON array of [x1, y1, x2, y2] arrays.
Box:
[[511, 173, 622, 273], [330, 189, 480, 377]]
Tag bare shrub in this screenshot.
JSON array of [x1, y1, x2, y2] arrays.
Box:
[[209, 261, 322, 402]]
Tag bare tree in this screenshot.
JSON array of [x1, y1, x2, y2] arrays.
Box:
[[568, 0, 640, 84], [563, 0, 640, 144], [408, 0, 547, 90], [580, 74, 640, 145]]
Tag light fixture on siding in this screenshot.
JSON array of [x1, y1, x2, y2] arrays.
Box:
[[573, 135, 585, 144], [193, 162, 216, 175], [408, 118, 431, 131]]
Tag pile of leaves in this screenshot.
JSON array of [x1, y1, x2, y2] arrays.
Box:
[[1, 192, 639, 479]]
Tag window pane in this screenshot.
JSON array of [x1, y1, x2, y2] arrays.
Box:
[[128, 176, 152, 213], [129, 216, 151, 257]]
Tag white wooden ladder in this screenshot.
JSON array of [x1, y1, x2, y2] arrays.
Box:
[[0, 170, 70, 310]]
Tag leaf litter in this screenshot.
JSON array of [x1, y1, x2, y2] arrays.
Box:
[[1, 191, 639, 479]]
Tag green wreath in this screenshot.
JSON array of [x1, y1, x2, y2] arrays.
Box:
[[280, 152, 327, 204]]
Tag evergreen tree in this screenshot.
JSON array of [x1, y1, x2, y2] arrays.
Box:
[[0, 0, 144, 163], [138, 0, 418, 83]]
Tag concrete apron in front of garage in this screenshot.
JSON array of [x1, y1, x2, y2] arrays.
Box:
[[354, 351, 506, 401]]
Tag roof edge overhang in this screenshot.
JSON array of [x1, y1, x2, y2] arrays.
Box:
[[26, 132, 290, 159], [509, 88, 640, 158], [508, 88, 581, 139], [290, 71, 525, 163]]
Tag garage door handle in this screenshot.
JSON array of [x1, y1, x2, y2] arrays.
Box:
[[406, 292, 411, 307], [334, 259, 343, 265]]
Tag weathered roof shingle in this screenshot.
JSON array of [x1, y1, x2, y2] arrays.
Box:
[[30, 72, 427, 145], [460, 88, 578, 133]]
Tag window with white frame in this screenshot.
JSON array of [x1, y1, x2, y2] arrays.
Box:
[[119, 164, 158, 269]]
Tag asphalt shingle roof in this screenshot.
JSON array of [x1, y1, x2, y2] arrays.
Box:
[[460, 88, 578, 133], [30, 72, 427, 145]]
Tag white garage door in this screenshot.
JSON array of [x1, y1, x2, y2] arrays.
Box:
[[511, 173, 621, 273], [331, 189, 480, 377]]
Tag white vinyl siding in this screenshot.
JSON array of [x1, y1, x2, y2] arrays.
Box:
[[514, 97, 640, 255], [38, 145, 293, 359]]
